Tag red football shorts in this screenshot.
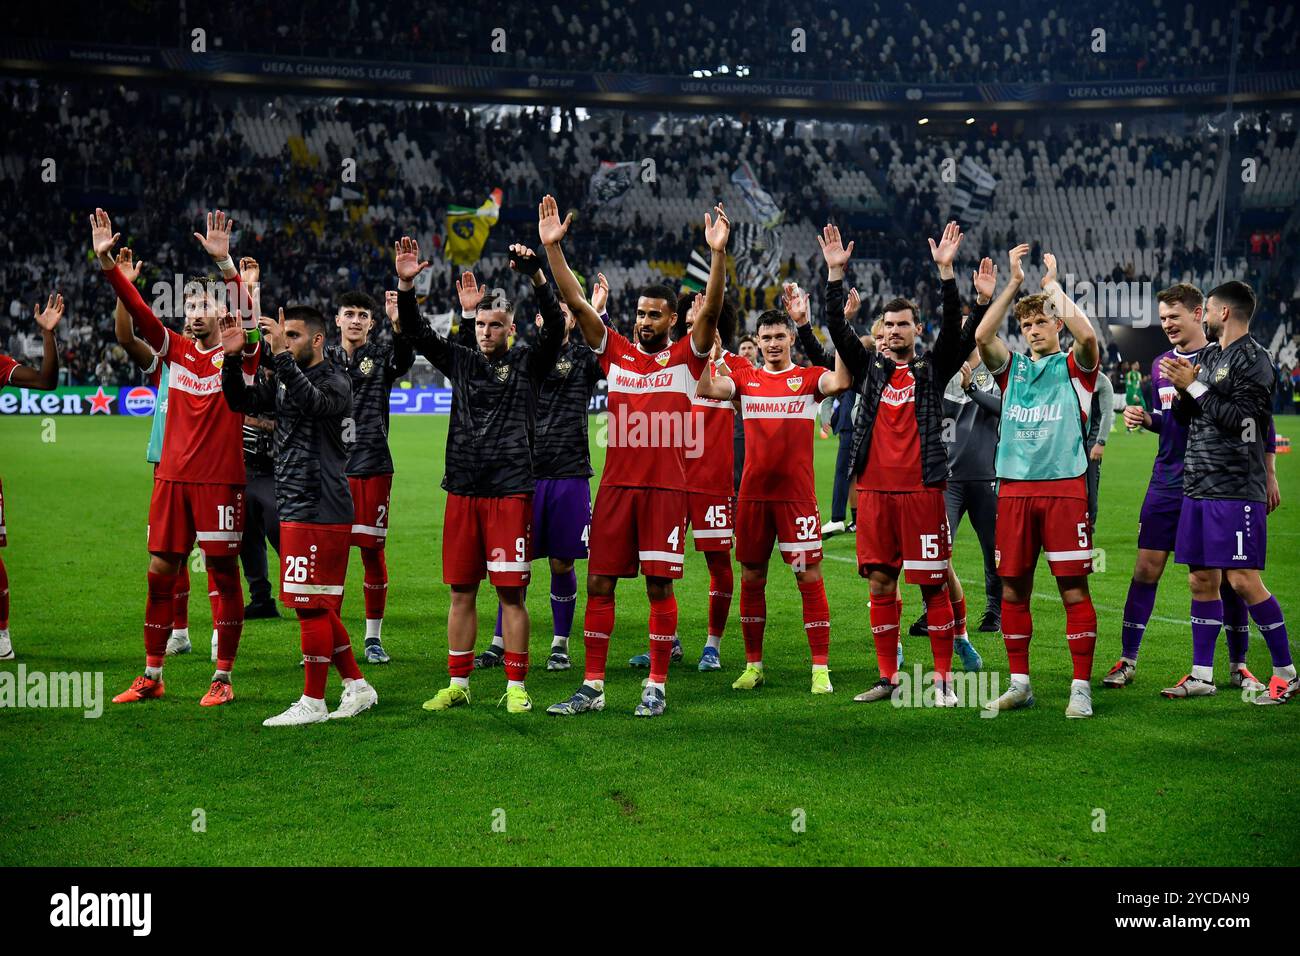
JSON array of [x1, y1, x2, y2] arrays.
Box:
[[855, 488, 950, 584], [687, 491, 733, 552], [588, 485, 688, 579], [995, 493, 1093, 578], [348, 473, 392, 549], [442, 493, 533, 587], [279, 521, 350, 610], [148, 479, 245, 557], [735, 497, 822, 566]]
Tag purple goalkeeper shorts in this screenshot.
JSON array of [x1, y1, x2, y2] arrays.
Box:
[[1137, 487, 1183, 552], [1174, 497, 1267, 570], [532, 477, 593, 560]]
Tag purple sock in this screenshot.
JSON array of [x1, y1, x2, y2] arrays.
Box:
[[1248, 596, 1292, 668], [1190, 599, 1223, 669], [493, 604, 503, 644], [550, 568, 578, 640], [1220, 582, 1249, 665], [1121, 579, 1158, 660]]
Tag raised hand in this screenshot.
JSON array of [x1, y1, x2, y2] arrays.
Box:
[[384, 290, 399, 324], [393, 236, 430, 284], [33, 293, 64, 333], [538, 194, 573, 246], [116, 247, 143, 284], [455, 270, 486, 313], [89, 208, 120, 264], [704, 202, 731, 252], [1041, 252, 1059, 290], [928, 220, 964, 269], [258, 308, 289, 356], [1008, 244, 1030, 285], [782, 281, 810, 326], [219, 313, 246, 356], [960, 361, 973, 390], [508, 242, 542, 277], [685, 292, 703, 329], [972, 257, 996, 301], [816, 223, 854, 272], [1159, 355, 1199, 391], [845, 287, 861, 322], [1122, 405, 1150, 430], [194, 209, 234, 261], [239, 256, 260, 288], [591, 272, 610, 314]]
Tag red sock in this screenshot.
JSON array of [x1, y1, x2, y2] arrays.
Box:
[[583, 594, 615, 682], [798, 578, 831, 666], [0, 555, 9, 631], [739, 578, 766, 664], [361, 548, 388, 620], [1066, 597, 1098, 681], [144, 570, 176, 668], [1002, 600, 1032, 676], [707, 556, 733, 640], [448, 648, 474, 679], [298, 608, 332, 699], [504, 650, 529, 683], [952, 594, 967, 638], [207, 568, 220, 621], [869, 591, 901, 681], [209, 561, 244, 672], [172, 571, 190, 630], [924, 588, 955, 678], [648, 594, 678, 684], [327, 609, 363, 681]]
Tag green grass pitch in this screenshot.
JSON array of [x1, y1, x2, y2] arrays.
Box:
[[1, 413, 1297, 866]]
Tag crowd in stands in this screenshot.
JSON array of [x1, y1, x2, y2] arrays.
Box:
[[13, 1, 1298, 85], [1, 79, 1298, 395]]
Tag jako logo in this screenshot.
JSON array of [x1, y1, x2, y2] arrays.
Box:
[[121, 386, 157, 416], [50, 886, 152, 936]]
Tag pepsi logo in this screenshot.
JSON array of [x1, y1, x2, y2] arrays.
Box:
[[122, 386, 158, 416]]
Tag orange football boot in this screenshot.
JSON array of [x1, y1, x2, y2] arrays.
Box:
[[112, 674, 165, 703], [199, 679, 235, 707]]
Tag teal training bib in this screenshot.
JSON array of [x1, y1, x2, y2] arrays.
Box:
[[146, 363, 169, 464], [994, 351, 1088, 481]]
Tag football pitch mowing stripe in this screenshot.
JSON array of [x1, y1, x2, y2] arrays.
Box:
[[1, 415, 1297, 866]]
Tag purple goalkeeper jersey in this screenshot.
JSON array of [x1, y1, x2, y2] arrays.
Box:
[[1147, 346, 1203, 496]]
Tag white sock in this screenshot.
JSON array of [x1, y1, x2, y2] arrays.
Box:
[[750, 660, 763, 670], [213, 669, 231, 682], [812, 663, 828, 673], [145, 665, 163, 680], [488, 638, 504, 652], [451, 676, 470, 689], [586, 679, 605, 691], [1122, 656, 1137, 666], [0, 628, 9, 640], [1010, 673, 1031, 689], [955, 630, 969, 643], [551, 635, 569, 651], [1192, 664, 1214, 682], [171, 627, 189, 641], [211, 629, 218, 643], [365, 618, 383, 641], [1071, 678, 1091, 692], [303, 694, 326, 707], [706, 634, 721, 650], [646, 680, 665, 693], [342, 676, 357, 688], [1276, 664, 1297, 681], [507, 679, 526, 690]]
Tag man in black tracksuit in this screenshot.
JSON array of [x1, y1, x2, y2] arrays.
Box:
[[222, 304, 377, 726]]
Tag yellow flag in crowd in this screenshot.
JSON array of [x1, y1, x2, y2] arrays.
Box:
[[444, 188, 503, 266]]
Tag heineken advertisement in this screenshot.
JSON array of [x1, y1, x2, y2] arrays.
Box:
[[0, 385, 158, 416]]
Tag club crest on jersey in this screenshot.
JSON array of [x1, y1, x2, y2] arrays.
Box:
[[975, 371, 989, 387], [655, 350, 671, 367], [555, 359, 572, 375], [359, 357, 375, 376], [1214, 367, 1228, 383], [495, 365, 510, 381], [211, 353, 225, 370], [787, 377, 801, 393]]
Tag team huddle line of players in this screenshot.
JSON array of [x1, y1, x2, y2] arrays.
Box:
[[0, 201, 1292, 725]]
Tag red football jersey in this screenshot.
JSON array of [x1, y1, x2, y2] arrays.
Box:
[[596, 328, 709, 492], [107, 264, 257, 485], [729, 362, 828, 502], [0, 353, 18, 387], [862, 361, 924, 492], [686, 357, 737, 496]]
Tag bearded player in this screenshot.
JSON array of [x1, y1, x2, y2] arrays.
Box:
[[92, 208, 259, 706], [541, 194, 728, 718], [330, 288, 419, 664], [0, 292, 65, 661], [976, 245, 1100, 718], [822, 222, 972, 707], [222, 304, 378, 724], [695, 306, 851, 693], [1158, 280, 1294, 704]]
